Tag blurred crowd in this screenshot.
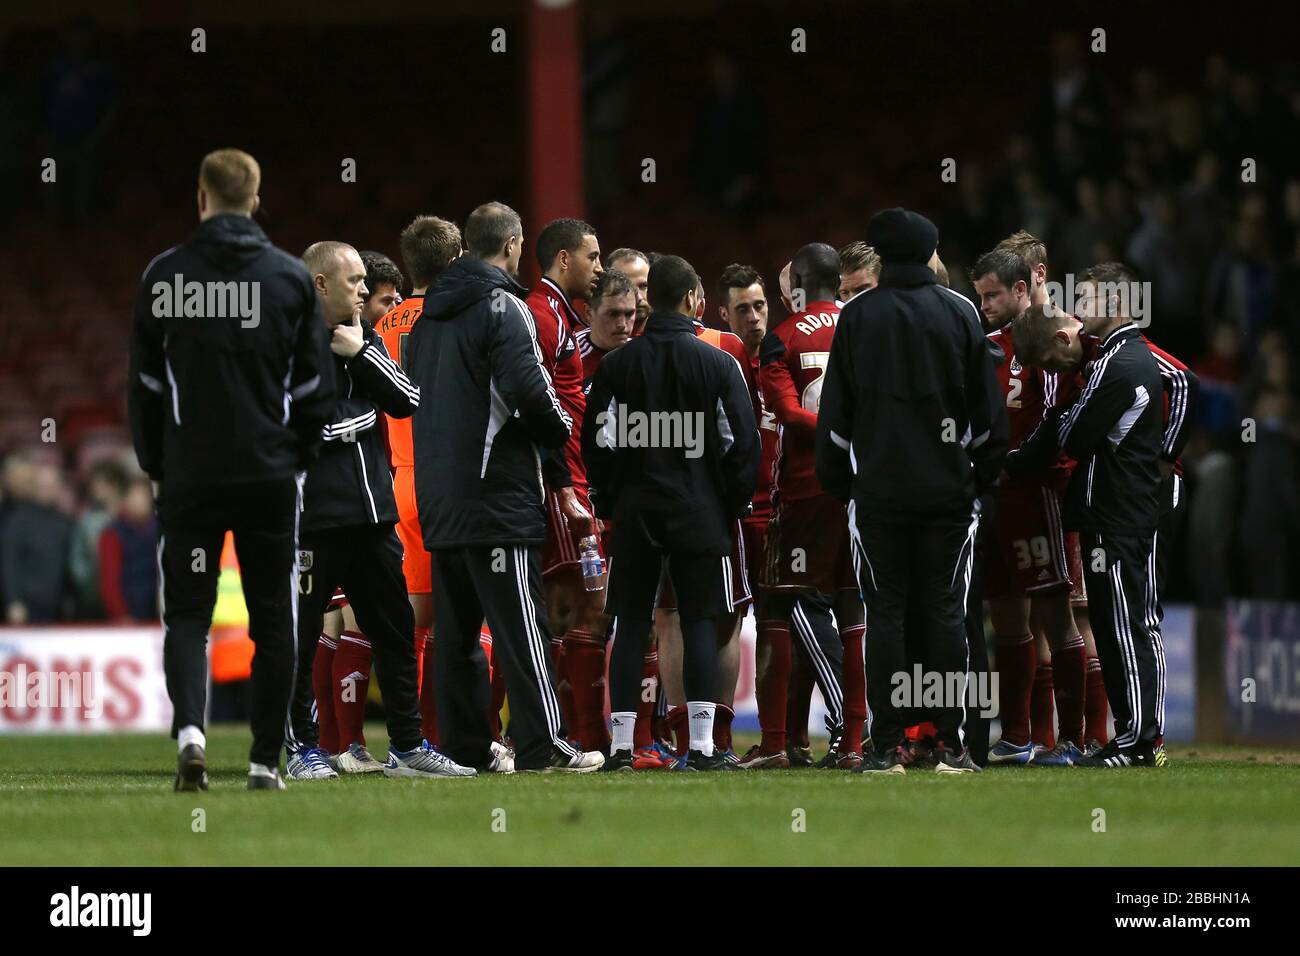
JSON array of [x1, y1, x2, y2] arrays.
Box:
[[0, 448, 157, 624]]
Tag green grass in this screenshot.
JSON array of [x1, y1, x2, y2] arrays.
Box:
[[2, 727, 1298, 866]]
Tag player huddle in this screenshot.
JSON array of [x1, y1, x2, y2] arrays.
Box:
[[138, 150, 1190, 789], [295, 209, 1191, 776]]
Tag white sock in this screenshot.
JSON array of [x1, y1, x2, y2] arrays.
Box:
[[687, 701, 715, 756], [249, 762, 273, 775], [178, 725, 206, 752], [610, 711, 636, 754]]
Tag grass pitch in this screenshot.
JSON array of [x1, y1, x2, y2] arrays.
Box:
[[2, 727, 1298, 866]]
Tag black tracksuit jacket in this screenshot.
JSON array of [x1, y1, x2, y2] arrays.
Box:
[[128, 214, 335, 489], [300, 326, 418, 532], [581, 310, 760, 555], [406, 256, 573, 548], [815, 262, 1008, 520], [1008, 324, 1164, 536]]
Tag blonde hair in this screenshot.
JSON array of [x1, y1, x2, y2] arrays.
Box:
[[199, 149, 261, 212]]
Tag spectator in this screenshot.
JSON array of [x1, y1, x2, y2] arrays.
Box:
[[97, 475, 158, 621], [0, 449, 75, 623], [68, 458, 130, 618]]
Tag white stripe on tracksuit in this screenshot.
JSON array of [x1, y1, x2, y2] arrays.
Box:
[[790, 601, 844, 726], [951, 503, 980, 747], [513, 546, 578, 759], [1107, 550, 1142, 748], [1147, 531, 1166, 731], [285, 475, 304, 753]]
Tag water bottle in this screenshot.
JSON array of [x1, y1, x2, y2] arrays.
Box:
[[579, 535, 606, 592]]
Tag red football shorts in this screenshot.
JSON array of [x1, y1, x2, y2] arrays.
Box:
[[985, 482, 1070, 598], [543, 485, 603, 578], [760, 494, 857, 593]]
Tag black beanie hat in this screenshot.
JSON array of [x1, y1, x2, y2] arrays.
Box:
[[866, 208, 939, 265]]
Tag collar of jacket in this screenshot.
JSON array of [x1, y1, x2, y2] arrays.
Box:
[[458, 255, 526, 295], [538, 276, 583, 326], [1099, 322, 1141, 350], [643, 311, 697, 334], [877, 261, 938, 288]]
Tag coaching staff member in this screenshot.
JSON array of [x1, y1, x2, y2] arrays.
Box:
[[583, 254, 759, 772], [285, 241, 475, 781], [408, 201, 604, 773], [816, 208, 1007, 774], [129, 149, 334, 792], [1009, 292, 1166, 768]]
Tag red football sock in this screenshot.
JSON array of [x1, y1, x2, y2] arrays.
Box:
[[417, 629, 438, 746], [667, 704, 689, 757], [995, 633, 1035, 746], [312, 634, 339, 754], [551, 637, 577, 740], [634, 649, 658, 750], [787, 654, 815, 749], [713, 703, 735, 753], [1031, 661, 1056, 749], [486, 628, 506, 739], [333, 631, 372, 750], [756, 620, 792, 753], [1085, 656, 1109, 745], [1052, 639, 1086, 747], [839, 624, 868, 754], [563, 629, 609, 752]]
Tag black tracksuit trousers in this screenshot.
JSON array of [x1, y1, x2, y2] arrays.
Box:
[[288, 523, 422, 755], [1080, 531, 1164, 748], [158, 478, 299, 769], [429, 544, 578, 770], [852, 507, 980, 753]]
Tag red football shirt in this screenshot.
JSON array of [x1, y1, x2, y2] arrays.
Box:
[[524, 277, 588, 491], [988, 324, 1072, 489], [758, 301, 840, 503]]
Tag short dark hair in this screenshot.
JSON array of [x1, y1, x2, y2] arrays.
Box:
[[464, 201, 521, 259], [971, 247, 1032, 291], [647, 254, 699, 313], [359, 250, 404, 297], [791, 243, 842, 300], [1079, 261, 1142, 320], [1079, 261, 1139, 287], [536, 218, 596, 271], [591, 269, 634, 309], [400, 215, 462, 288], [717, 263, 765, 308], [605, 247, 647, 270]]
